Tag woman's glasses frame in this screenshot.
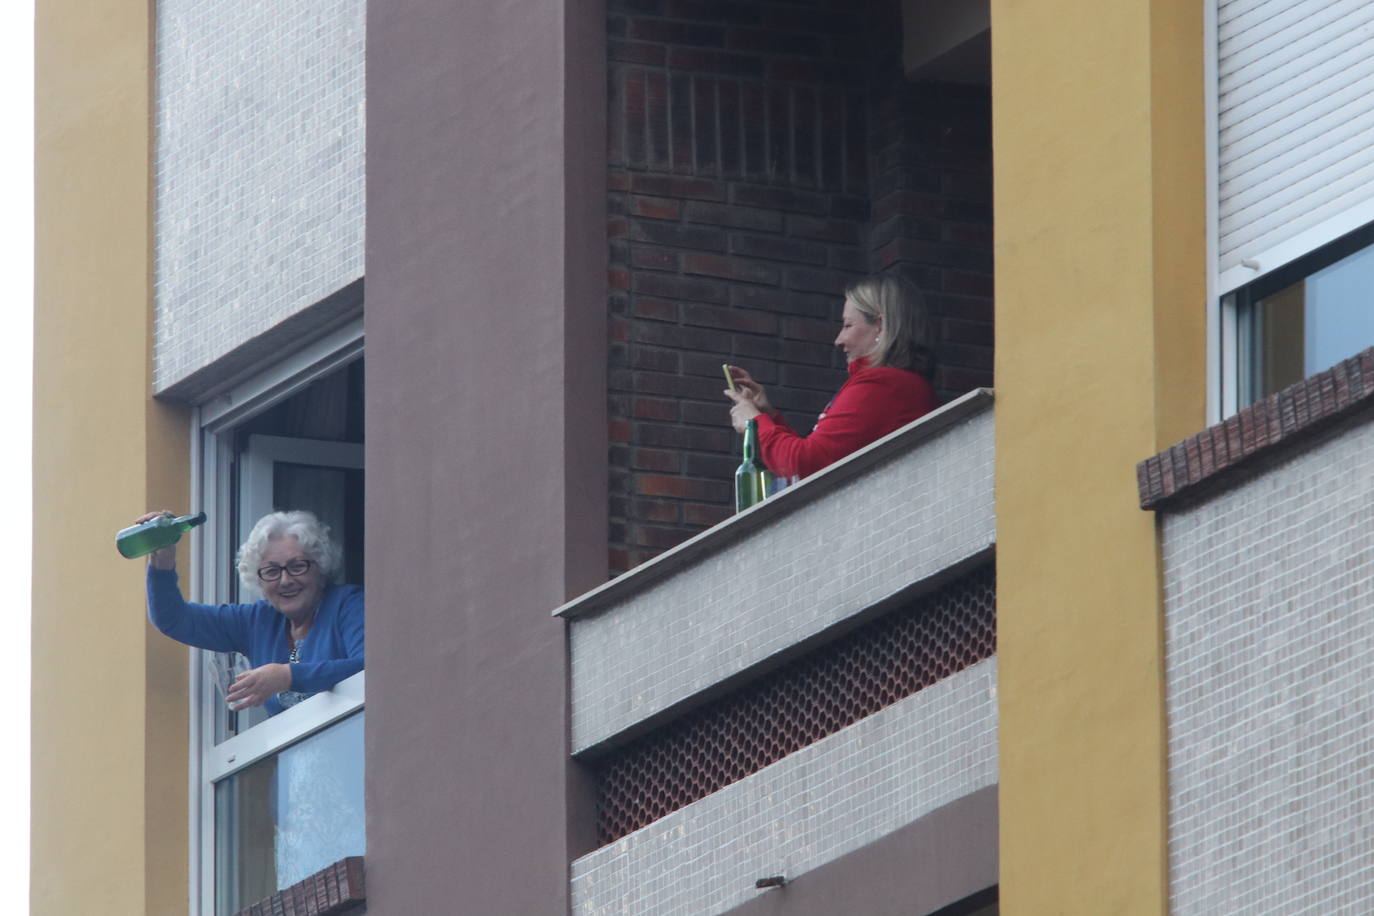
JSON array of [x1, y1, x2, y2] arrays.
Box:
[[256, 558, 315, 582]]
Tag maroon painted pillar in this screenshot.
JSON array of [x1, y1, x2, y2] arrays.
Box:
[[365, 0, 606, 911]]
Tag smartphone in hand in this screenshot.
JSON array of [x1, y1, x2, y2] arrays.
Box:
[[723, 363, 738, 393]]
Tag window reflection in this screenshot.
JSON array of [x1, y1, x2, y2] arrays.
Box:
[[1304, 245, 1374, 372], [1242, 236, 1374, 404], [215, 712, 365, 914]]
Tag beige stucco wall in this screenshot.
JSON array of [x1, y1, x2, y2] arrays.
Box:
[[34, 0, 192, 912], [991, 0, 1206, 911]]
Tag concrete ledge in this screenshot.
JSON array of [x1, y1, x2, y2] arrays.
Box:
[[555, 388, 993, 621]]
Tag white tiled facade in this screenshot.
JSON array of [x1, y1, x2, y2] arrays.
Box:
[[570, 658, 999, 916], [569, 407, 995, 753], [154, 0, 365, 392], [1161, 419, 1374, 915]]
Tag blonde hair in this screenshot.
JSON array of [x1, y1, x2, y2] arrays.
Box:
[[844, 274, 935, 375]]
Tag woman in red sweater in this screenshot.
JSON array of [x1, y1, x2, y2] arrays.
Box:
[[724, 274, 938, 481]]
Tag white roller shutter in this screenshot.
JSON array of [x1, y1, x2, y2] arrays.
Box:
[[1217, 0, 1374, 293]]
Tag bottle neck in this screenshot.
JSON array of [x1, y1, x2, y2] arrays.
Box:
[[174, 511, 208, 529], [742, 419, 759, 461]]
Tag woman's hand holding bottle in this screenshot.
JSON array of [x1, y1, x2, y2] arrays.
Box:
[[123, 510, 192, 569]]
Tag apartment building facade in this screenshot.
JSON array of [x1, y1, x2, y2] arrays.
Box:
[[33, 0, 1374, 913]]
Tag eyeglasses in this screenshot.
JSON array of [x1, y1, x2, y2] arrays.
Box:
[[257, 558, 315, 582]]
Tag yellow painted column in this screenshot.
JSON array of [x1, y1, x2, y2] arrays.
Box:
[[34, 0, 191, 913], [991, 0, 1205, 911]]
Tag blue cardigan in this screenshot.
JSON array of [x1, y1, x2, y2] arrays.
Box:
[[147, 567, 365, 715]]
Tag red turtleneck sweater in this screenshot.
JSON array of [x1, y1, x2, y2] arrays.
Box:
[[754, 359, 937, 480]]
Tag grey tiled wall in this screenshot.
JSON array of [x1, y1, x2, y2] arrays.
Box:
[[570, 658, 999, 916], [569, 407, 995, 753], [154, 0, 365, 393], [1161, 418, 1374, 915]]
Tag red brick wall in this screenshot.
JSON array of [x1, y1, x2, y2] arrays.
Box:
[[869, 78, 994, 399], [607, 0, 993, 574], [232, 857, 365, 916]]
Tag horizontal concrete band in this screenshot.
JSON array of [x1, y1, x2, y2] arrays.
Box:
[[570, 658, 999, 916], [721, 786, 998, 916], [564, 393, 996, 754]]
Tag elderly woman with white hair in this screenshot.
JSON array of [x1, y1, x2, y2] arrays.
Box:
[[139, 508, 365, 715]]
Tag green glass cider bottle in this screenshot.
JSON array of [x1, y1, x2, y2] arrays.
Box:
[[115, 511, 208, 559], [734, 418, 774, 513]]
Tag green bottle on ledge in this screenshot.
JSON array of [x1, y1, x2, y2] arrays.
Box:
[[734, 419, 774, 513], [115, 511, 208, 559]]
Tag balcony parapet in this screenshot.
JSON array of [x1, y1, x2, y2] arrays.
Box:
[[557, 389, 995, 756]]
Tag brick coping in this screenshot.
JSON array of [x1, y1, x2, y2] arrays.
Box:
[[232, 856, 365, 916], [554, 387, 994, 620], [1138, 346, 1374, 512]]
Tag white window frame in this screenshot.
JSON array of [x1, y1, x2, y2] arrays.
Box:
[[1205, 0, 1227, 424], [187, 318, 365, 915]]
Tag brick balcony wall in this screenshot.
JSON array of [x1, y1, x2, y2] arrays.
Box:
[[606, 0, 994, 574], [232, 857, 366, 916]]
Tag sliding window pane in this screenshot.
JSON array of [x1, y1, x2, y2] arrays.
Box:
[[214, 712, 366, 914], [1243, 240, 1374, 404], [1304, 245, 1374, 376]]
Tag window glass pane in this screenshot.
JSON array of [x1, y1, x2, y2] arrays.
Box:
[[1249, 283, 1305, 400], [211, 653, 267, 744], [1304, 244, 1374, 375], [214, 712, 366, 915]]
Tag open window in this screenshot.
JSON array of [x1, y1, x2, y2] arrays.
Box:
[[190, 322, 365, 914]]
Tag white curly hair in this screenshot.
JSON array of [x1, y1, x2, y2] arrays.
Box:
[[235, 510, 343, 594]]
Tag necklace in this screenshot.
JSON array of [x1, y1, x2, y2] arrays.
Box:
[[279, 632, 310, 708], [288, 636, 304, 664], [288, 607, 317, 653]]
